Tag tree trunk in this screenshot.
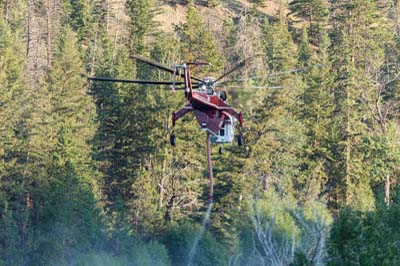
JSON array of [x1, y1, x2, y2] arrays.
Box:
[[106, 0, 110, 33], [385, 175, 390, 206], [46, 0, 52, 66], [159, 155, 167, 209], [26, 0, 32, 56], [4, 0, 10, 21]]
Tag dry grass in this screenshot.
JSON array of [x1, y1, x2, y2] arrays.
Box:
[[153, 0, 281, 34]]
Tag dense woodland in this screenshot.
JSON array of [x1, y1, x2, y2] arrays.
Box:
[[1, 0, 400, 265]]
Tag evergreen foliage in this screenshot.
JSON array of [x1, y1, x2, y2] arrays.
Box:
[[63, 0, 91, 41], [162, 222, 227, 266], [0, 13, 27, 266], [325, 0, 396, 210], [177, 6, 225, 75], [328, 201, 400, 265], [126, 0, 158, 55], [288, 0, 328, 44], [1, 1, 400, 265]]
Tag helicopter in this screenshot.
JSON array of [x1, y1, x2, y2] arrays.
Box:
[[89, 55, 248, 202], [88, 55, 321, 202], [89, 55, 245, 149]]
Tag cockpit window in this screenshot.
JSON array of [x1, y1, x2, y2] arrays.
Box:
[[206, 85, 214, 95]]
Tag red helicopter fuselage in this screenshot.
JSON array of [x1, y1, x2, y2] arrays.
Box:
[[171, 66, 243, 141], [89, 57, 244, 202]]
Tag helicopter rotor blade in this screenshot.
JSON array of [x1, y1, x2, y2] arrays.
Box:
[[218, 64, 324, 85], [213, 54, 264, 84], [168, 87, 187, 90], [131, 55, 204, 82], [88, 76, 201, 86], [228, 85, 283, 90], [213, 60, 246, 84]]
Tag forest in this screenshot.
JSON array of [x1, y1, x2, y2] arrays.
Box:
[[1, 0, 400, 265]]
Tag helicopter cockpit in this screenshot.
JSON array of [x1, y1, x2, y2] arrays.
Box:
[[200, 77, 215, 95], [210, 114, 235, 143], [199, 78, 228, 103]]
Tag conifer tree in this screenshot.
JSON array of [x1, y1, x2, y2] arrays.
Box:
[[47, 27, 96, 167], [298, 31, 335, 203], [62, 0, 92, 42], [261, 18, 297, 72], [28, 125, 101, 265], [123, 33, 236, 234], [288, 0, 328, 45], [298, 25, 312, 65], [246, 15, 305, 199], [126, 0, 157, 55], [0, 12, 29, 265], [19, 27, 100, 264], [327, 0, 392, 210], [92, 45, 137, 218], [0, 11, 25, 174], [177, 6, 224, 75], [222, 17, 239, 63]]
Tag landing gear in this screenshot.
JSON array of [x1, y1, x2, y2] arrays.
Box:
[[170, 134, 176, 146], [237, 133, 244, 146], [218, 146, 222, 155]]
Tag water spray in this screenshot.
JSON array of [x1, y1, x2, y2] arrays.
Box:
[[187, 202, 213, 266], [187, 133, 215, 266]]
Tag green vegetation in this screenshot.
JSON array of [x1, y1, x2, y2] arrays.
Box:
[[1, 0, 400, 265]]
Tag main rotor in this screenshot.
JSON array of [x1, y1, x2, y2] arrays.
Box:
[[88, 55, 247, 95]]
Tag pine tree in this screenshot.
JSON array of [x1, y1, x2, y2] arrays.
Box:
[[47, 27, 96, 169], [288, 0, 329, 45], [261, 18, 297, 72], [177, 6, 225, 75], [0, 11, 25, 174], [210, 144, 249, 252], [297, 31, 335, 204], [222, 17, 239, 63], [0, 12, 29, 265], [246, 15, 306, 200], [62, 0, 91, 40], [91, 45, 137, 218], [327, 0, 392, 210], [20, 27, 100, 264], [125, 0, 158, 55], [28, 124, 102, 265], [298, 25, 312, 65], [207, 0, 220, 7]]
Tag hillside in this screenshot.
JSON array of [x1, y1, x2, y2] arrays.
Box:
[[106, 0, 280, 52], [1, 0, 400, 265], [154, 0, 280, 33]]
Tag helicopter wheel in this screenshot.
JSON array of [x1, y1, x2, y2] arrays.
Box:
[[218, 146, 222, 155], [170, 134, 176, 146], [237, 133, 244, 146]]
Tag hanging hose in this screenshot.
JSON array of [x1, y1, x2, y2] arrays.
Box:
[[206, 132, 214, 203]]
